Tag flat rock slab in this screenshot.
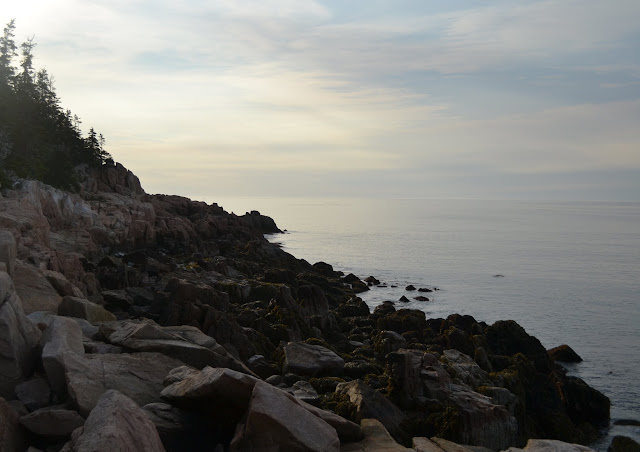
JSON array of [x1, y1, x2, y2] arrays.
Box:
[[65, 352, 183, 416], [230, 380, 340, 452], [283, 342, 345, 377], [62, 390, 165, 452], [341, 419, 413, 452], [41, 316, 85, 394], [15, 377, 51, 411]]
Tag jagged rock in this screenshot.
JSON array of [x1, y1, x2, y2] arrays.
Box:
[[337, 297, 370, 317], [0, 272, 42, 399], [12, 260, 62, 314], [20, 408, 85, 437], [608, 436, 640, 452], [364, 276, 380, 286], [14, 377, 51, 411], [64, 352, 183, 416], [283, 342, 345, 377], [341, 418, 412, 452], [547, 345, 583, 363], [230, 380, 340, 452], [62, 390, 165, 452], [58, 296, 116, 322], [0, 397, 27, 452], [0, 230, 16, 277], [406, 285, 416, 291], [286, 380, 320, 405], [336, 380, 406, 436], [41, 315, 85, 394]]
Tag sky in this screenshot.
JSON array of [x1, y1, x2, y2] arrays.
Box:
[[3, 0, 640, 201]]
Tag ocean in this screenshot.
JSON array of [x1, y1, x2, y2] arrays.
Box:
[[210, 197, 640, 449]]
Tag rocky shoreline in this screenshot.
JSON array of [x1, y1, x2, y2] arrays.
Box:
[[0, 163, 630, 452]]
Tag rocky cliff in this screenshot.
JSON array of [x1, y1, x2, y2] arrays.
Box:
[[0, 163, 613, 452]]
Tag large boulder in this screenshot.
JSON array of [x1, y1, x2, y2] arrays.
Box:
[[12, 260, 62, 314], [143, 402, 213, 452], [608, 436, 640, 452], [62, 390, 165, 452], [283, 342, 345, 377], [161, 366, 260, 423], [41, 315, 85, 394], [58, 296, 116, 322], [336, 380, 406, 436], [0, 230, 16, 277], [64, 352, 183, 416], [547, 345, 583, 363], [0, 272, 41, 399], [230, 380, 340, 452], [105, 321, 253, 375]]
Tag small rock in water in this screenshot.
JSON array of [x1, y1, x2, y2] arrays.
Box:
[[405, 285, 416, 291], [364, 276, 380, 286], [377, 284, 388, 288], [399, 296, 410, 303], [493, 274, 505, 278], [608, 436, 640, 452], [418, 287, 432, 293], [414, 296, 430, 302], [390, 285, 397, 288], [547, 344, 583, 363], [614, 419, 640, 426]]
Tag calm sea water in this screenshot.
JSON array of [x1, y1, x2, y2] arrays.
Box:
[[210, 197, 640, 449]]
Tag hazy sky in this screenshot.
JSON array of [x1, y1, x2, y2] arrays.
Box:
[[4, 1, 640, 201]]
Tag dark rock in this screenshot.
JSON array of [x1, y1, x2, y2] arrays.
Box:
[[614, 419, 640, 426], [418, 288, 433, 293], [58, 296, 116, 322], [15, 377, 51, 412], [399, 295, 410, 302], [143, 402, 212, 452], [414, 296, 430, 301], [246, 355, 277, 379], [0, 397, 26, 451], [609, 436, 640, 452], [337, 297, 370, 317], [548, 344, 583, 363], [312, 261, 335, 276], [365, 276, 381, 286], [406, 285, 416, 291]]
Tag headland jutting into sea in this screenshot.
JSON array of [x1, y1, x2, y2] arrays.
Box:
[[0, 162, 628, 452]]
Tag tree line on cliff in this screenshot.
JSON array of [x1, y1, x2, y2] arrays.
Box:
[[0, 19, 112, 191]]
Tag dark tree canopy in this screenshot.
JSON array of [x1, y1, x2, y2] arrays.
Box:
[[0, 20, 112, 191]]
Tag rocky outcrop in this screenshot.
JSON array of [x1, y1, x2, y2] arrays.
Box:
[[61, 389, 165, 452], [341, 419, 413, 452], [19, 408, 85, 437], [0, 165, 611, 452]]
